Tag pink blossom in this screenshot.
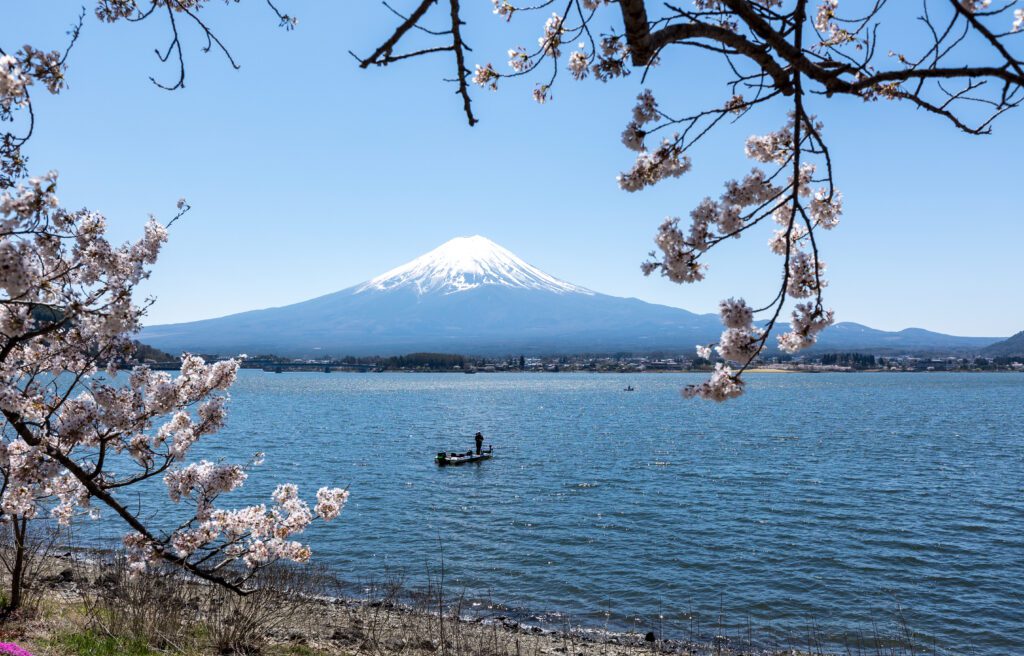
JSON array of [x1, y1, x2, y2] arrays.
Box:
[[0, 642, 34, 656], [682, 364, 745, 402]]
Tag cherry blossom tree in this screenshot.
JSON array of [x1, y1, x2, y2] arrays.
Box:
[[1, 2, 345, 613], [358, 0, 1024, 400], [0, 173, 349, 612]]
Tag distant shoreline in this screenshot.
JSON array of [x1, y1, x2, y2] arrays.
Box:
[[235, 366, 1022, 375], [128, 359, 1024, 375]]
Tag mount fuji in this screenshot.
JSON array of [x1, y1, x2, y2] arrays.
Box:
[[141, 236, 1000, 357]]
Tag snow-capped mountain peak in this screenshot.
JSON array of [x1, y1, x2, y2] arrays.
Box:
[[355, 235, 593, 296]]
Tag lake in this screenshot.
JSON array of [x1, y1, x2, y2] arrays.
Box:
[[89, 371, 1024, 654]]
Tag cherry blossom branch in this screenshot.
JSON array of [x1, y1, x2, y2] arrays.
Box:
[[357, 0, 438, 65], [2, 1, 296, 189], [448, 0, 477, 125], [354, 0, 479, 124]]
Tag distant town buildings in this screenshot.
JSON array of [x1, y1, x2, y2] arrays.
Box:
[[134, 351, 1024, 374], [130, 334, 1024, 374]]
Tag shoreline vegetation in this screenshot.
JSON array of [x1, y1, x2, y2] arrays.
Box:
[[6, 549, 943, 656], [130, 346, 1024, 375]]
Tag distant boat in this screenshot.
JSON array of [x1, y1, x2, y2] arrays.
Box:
[[624, 385, 635, 391], [436, 446, 493, 466]]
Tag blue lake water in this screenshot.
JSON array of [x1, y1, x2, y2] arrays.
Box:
[[92, 371, 1024, 654]]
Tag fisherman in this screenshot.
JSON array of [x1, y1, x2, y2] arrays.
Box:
[[474, 431, 484, 455]]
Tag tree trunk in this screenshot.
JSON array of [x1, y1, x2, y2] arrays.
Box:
[[7, 516, 26, 613]]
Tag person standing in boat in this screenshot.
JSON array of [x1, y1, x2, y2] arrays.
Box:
[[474, 432, 484, 455]]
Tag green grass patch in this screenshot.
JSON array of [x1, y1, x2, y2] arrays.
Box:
[[47, 631, 157, 656]]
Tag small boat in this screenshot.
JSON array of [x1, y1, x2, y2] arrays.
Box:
[[436, 446, 494, 466], [624, 385, 635, 391]]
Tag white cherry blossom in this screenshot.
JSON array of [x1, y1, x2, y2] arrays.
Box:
[[719, 298, 754, 329], [682, 363, 744, 402]]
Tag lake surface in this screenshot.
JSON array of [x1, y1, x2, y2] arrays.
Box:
[[97, 371, 1024, 654]]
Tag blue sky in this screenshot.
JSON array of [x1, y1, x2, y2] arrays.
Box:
[[4, 2, 1022, 336]]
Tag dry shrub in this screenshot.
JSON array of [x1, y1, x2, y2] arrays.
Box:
[[81, 555, 200, 651], [81, 555, 327, 654], [0, 519, 67, 615], [345, 571, 532, 656], [350, 573, 427, 655], [203, 562, 327, 655]]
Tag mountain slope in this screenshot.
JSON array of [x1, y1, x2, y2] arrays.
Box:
[[980, 330, 1024, 357], [141, 236, 1002, 357], [811, 323, 998, 353], [142, 284, 723, 356]]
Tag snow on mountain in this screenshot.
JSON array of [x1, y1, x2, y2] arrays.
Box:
[[355, 235, 593, 296]]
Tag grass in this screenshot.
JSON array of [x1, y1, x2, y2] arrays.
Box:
[[46, 631, 157, 656], [41, 631, 331, 656]]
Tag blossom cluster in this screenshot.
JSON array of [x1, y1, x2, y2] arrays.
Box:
[[165, 460, 247, 518], [615, 90, 695, 191], [694, 298, 764, 369], [617, 138, 691, 192], [0, 47, 64, 116], [473, 5, 634, 102], [694, 0, 781, 10], [957, 0, 1024, 31], [508, 47, 529, 73], [744, 114, 812, 164], [959, 0, 991, 13], [690, 0, 781, 31], [619, 90, 659, 153], [642, 167, 782, 283], [145, 479, 347, 571], [95, 0, 219, 22], [473, 64, 499, 90], [591, 35, 630, 81], [778, 302, 835, 352], [315, 486, 350, 521], [492, 0, 515, 21], [0, 56, 29, 113], [814, 0, 854, 46], [682, 363, 745, 402], [539, 13, 565, 57], [568, 48, 588, 80]]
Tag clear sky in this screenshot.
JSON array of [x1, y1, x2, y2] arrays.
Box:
[[4, 2, 1022, 336]]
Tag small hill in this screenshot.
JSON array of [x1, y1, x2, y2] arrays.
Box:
[[132, 341, 176, 362], [980, 330, 1024, 357]]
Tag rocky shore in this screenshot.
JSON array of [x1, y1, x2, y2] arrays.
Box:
[[0, 551, 843, 656]]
